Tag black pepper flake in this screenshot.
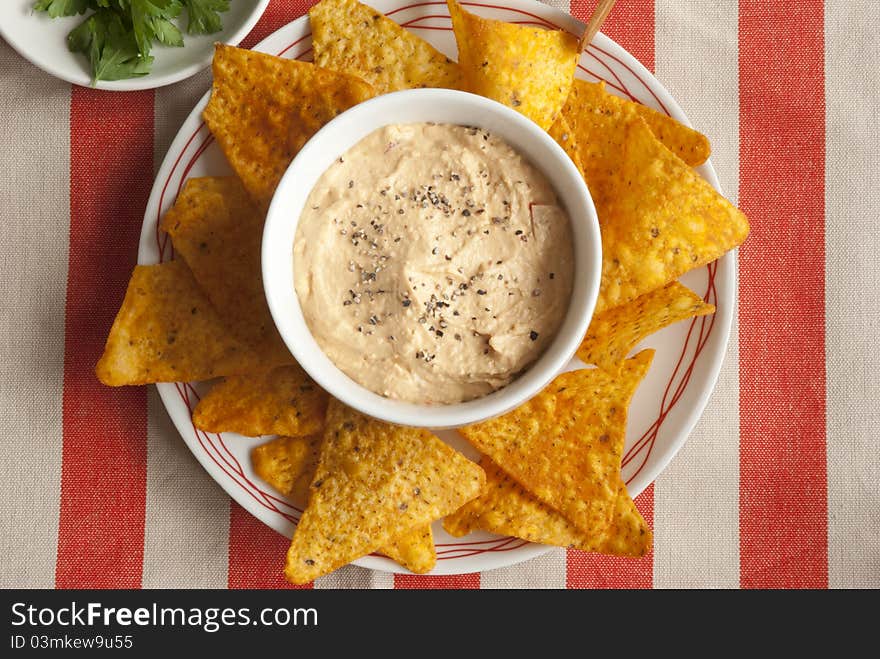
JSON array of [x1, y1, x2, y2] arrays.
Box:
[[348, 180, 354, 188], [529, 331, 539, 341], [515, 229, 523, 236], [476, 289, 487, 295], [550, 272, 555, 279], [462, 209, 471, 216], [402, 299, 411, 307]]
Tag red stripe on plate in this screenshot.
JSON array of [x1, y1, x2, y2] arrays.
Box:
[[55, 87, 153, 589], [228, 502, 312, 589], [566, 485, 655, 588], [738, 1, 827, 589], [567, 0, 655, 590], [241, 0, 318, 49], [394, 572, 480, 589]]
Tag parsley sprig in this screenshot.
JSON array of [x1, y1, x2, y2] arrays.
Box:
[[34, 0, 232, 85]]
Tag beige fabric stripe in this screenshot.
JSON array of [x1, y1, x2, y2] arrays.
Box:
[[0, 43, 70, 588], [824, 0, 880, 589], [315, 565, 394, 589], [480, 548, 567, 589], [142, 389, 230, 588], [652, 0, 740, 589], [141, 75, 230, 588]]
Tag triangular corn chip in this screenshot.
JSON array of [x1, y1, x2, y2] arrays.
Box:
[[285, 400, 485, 583], [447, 0, 578, 129], [309, 0, 462, 93], [252, 435, 322, 505], [203, 44, 375, 208], [95, 260, 260, 386], [193, 364, 329, 438], [252, 434, 436, 573], [560, 80, 709, 170], [459, 351, 654, 535], [160, 176, 290, 362], [578, 281, 715, 373], [444, 456, 651, 557], [596, 119, 749, 312]]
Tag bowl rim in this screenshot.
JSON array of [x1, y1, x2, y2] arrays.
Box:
[[262, 88, 601, 428]]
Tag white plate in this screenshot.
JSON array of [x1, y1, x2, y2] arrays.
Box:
[[0, 0, 269, 91], [139, 0, 736, 576]]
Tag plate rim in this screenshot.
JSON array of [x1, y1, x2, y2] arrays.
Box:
[[140, 0, 737, 576]]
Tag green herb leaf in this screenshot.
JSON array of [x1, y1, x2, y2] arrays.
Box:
[[67, 9, 154, 84], [33, 0, 90, 18], [183, 0, 228, 35], [129, 0, 183, 58], [151, 17, 184, 47]]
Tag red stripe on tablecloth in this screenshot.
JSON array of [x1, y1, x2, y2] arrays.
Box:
[[240, 0, 317, 49], [572, 0, 655, 70], [55, 88, 153, 588], [737, 2, 827, 588], [567, 0, 655, 590], [223, 0, 318, 591], [228, 502, 312, 589], [566, 486, 654, 588], [395, 572, 480, 589]]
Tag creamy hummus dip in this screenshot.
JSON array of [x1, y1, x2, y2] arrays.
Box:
[[294, 123, 574, 404]]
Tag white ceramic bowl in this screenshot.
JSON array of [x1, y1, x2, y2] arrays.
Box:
[[263, 89, 600, 428]]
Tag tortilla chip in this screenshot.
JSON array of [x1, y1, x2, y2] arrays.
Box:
[[548, 112, 583, 173], [203, 44, 375, 208], [96, 260, 260, 386], [459, 351, 653, 535], [596, 118, 749, 312], [159, 176, 290, 363], [444, 456, 651, 557], [562, 80, 709, 172], [252, 434, 322, 505], [253, 433, 436, 574], [634, 102, 710, 167], [285, 400, 485, 583], [192, 364, 329, 438], [578, 281, 715, 373], [309, 0, 462, 93], [447, 0, 578, 129]]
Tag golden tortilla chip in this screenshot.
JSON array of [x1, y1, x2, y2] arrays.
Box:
[[252, 434, 322, 505], [285, 400, 485, 583], [203, 44, 375, 208], [578, 281, 715, 373], [193, 364, 329, 438], [459, 351, 653, 535], [633, 102, 710, 167], [444, 456, 651, 557], [596, 119, 749, 312], [309, 0, 462, 93], [548, 112, 583, 173], [562, 80, 709, 172], [253, 433, 436, 574], [96, 260, 260, 386], [447, 0, 578, 129], [379, 525, 436, 575], [160, 176, 290, 362]]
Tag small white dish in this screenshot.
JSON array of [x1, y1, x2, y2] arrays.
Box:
[[263, 88, 601, 429], [0, 0, 269, 91]]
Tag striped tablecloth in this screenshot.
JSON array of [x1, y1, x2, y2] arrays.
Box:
[[2, 0, 877, 590]]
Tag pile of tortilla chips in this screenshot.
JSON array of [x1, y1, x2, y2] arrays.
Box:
[[95, 0, 749, 583]]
